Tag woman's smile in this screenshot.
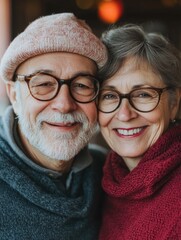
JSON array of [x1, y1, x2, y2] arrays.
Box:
[[115, 126, 146, 137]]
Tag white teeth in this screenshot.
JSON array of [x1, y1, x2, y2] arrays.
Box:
[[117, 128, 142, 136]]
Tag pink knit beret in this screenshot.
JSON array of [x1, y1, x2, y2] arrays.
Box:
[[0, 13, 107, 82]]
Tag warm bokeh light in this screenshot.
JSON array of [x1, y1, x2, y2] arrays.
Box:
[[76, 0, 95, 10], [98, 0, 124, 24], [161, 0, 177, 7]]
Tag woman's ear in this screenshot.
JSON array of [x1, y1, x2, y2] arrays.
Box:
[[170, 88, 181, 120], [6, 82, 19, 114]]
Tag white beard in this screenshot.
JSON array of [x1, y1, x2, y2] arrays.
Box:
[[17, 110, 98, 161]]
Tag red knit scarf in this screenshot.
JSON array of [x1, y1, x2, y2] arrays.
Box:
[[99, 123, 181, 240]]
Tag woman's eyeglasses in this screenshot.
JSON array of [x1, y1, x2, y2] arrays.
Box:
[[98, 87, 171, 113]]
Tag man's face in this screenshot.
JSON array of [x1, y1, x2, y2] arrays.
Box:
[[8, 52, 99, 161]]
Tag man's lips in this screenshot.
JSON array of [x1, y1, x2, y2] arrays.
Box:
[[43, 121, 78, 128], [45, 122, 78, 127]]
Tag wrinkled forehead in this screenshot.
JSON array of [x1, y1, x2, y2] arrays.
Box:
[[15, 52, 98, 77], [122, 56, 156, 73], [101, 56, 163, 88]]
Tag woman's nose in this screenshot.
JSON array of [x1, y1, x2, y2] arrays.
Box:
[[115, 98, 138, 121]]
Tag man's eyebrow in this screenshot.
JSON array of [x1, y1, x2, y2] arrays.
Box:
[[34, 69, 53, 74], [71, 71, 97, 78], [15, 69, 53, 76]]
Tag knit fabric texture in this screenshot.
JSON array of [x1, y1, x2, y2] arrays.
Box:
[[0, 108, 104, 240], [99, 123, 181, 240], [0, 12, 107, 82]]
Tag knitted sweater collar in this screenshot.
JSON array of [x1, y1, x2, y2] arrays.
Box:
[[102, 123, 181, 199]]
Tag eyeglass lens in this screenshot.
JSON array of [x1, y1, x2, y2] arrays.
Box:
[[98, 88, 162, 113], [28, 73, 99, 103]]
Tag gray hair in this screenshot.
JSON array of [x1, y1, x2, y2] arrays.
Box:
[[99, 24, 181, 117]]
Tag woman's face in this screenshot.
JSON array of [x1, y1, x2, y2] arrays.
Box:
[[98, 59, 180, 170]]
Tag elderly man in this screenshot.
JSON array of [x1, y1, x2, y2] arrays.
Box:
[[0, 13, 107, 240]]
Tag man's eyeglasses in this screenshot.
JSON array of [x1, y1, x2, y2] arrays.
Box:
[[15, 71, 100, 103], [98, 87, 171, 113]]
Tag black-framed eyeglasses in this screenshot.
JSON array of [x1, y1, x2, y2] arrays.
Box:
[[98, 87, 171, 113], [15, 71, 100, 103]]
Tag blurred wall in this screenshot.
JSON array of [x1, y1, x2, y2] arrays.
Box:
[[0, 0, 11, 115]]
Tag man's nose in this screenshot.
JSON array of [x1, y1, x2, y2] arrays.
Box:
[[50, 85, 77, 113]]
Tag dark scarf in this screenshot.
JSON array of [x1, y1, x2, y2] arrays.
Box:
[[99, 123, 181, 240]]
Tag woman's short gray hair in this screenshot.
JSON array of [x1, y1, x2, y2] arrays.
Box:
[[99, 24, 181, 117]]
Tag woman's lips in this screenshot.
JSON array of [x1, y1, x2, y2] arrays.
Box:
[[115, 127, 146, 137]]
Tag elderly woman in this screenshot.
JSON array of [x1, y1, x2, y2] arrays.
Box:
[[97, 24, 181, 240]]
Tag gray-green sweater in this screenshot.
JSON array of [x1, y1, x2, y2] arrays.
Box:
[[0, 107, 105, 240]]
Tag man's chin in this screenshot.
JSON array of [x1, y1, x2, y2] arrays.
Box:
[[38, 144, 84, 161]]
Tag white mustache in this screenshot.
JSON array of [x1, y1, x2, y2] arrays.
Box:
[[36, 112, 88, 125]]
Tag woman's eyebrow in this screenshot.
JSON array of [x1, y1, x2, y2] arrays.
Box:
[[101, 84, 147, 90]]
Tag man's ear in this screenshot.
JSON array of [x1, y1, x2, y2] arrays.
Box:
[[6, 81, 19, 114]]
